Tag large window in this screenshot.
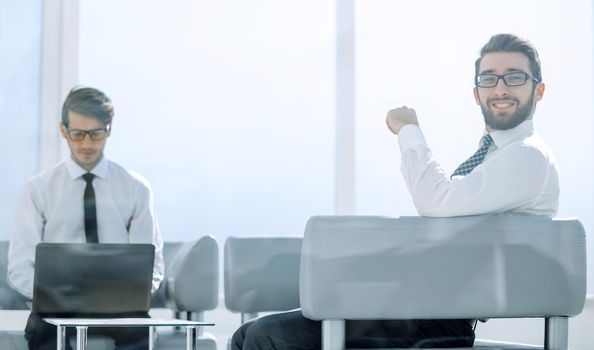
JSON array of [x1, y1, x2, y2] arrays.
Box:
[[0, 0, 42, 240], [6, 0, 592, 294], [78, 1, 336, 242]]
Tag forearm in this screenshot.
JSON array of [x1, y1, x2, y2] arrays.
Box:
[[128, 185, 164, 293]]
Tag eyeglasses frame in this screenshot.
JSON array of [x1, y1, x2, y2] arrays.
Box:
[[474, 72, 540, 88], [64, 126, 111, 142]]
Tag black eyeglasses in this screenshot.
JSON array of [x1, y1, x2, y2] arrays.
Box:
[[65, 127, 109, 142], [475, 72, 539, 88]]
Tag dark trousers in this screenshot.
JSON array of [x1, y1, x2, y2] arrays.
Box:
[[25, 311, 150, 350], [231, 310, 475, 350]]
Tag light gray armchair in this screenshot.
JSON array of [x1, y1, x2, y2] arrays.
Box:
[[224, 236, 302, 323], [153, 236, 219, 350], [300, 215, 587, 350]]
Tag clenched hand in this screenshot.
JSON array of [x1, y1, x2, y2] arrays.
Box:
[[386, 106, 419, 135]]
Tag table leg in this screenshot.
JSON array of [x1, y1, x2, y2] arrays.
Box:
[[56, 326, 65, 350], [149, 326, 155, 350], [76, 326, 88, 350], [186, 326, 197, 350]]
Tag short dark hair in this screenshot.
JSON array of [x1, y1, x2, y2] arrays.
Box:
[[475, 34, 542, 82], [61, 87, 114, 127]]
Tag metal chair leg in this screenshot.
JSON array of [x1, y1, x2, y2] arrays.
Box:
[[545, 316, 568, 350], [322, 319, 345, 350]]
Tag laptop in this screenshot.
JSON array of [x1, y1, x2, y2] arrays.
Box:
[[32, 243, 154, 314]]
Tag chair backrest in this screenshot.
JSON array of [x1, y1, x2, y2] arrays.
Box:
[[0, 241, 28, 310], [153, 236, 219, 313], [300, 215, 587, 321], [224, 236, 302, 319]]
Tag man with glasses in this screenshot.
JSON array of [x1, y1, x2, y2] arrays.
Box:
[[386, 33, 557, 217], [231, 34, 558, 349], [382, 32, 558, 344], [8, 87, 164, 350]]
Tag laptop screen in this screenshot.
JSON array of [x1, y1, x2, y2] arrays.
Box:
[[32, 243, 154, 314]]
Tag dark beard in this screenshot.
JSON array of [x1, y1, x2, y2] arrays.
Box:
[[480, 90, 535, 130]]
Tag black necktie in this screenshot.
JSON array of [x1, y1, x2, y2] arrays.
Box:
[[83, 173, 98, 243], [451, 134, 493, 178]]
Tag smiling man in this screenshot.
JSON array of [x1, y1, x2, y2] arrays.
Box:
[[8, 87, 164, 350], [386, 33, 558, 218]]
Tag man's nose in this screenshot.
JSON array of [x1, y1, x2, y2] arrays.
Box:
[[80, 133, 93, 145], [492, 78, 510, 96]]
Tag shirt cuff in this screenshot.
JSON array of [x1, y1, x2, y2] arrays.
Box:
[[398, 124, 427, 152]]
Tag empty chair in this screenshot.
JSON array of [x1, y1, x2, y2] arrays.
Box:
[[153, 236, 219, 350], [300, 215, 587, 350], [224, 236, 302, 323]]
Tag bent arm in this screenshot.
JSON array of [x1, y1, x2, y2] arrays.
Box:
[[399, 125, 552, 217]]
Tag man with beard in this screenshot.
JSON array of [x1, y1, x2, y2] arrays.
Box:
[[386, 33, 558, 217], [231, 34, 558, 349]]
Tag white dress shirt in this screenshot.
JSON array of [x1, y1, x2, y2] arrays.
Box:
[[8, 157, 165, 300], [398, 119, 559, 217]]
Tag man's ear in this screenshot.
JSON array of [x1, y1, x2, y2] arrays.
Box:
[[534, 82, 545, 102], [473, 87, 481, 105], [59, 122, 67, 139]]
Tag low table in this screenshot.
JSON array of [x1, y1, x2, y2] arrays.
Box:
[[43, 318, 215, 350]]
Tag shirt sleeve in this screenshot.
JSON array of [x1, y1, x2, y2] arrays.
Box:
[[398, 125, 549, 217], [8, 182, 44, 300], [127, 180, 165, 294]]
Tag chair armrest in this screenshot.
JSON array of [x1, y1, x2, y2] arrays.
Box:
[[300, 215, 587, 321]]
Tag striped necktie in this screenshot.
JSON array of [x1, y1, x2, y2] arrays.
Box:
[[451, 134, 493, 178]]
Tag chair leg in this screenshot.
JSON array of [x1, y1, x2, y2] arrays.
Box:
[[545, 316, 568, 350], [322, 319, 345, 350], [174, 311, 186, 333], [188, 311, 205, 337]]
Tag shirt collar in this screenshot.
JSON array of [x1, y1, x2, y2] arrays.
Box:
[[65, 156, 109, 180], [486, 119, 534, 149]]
